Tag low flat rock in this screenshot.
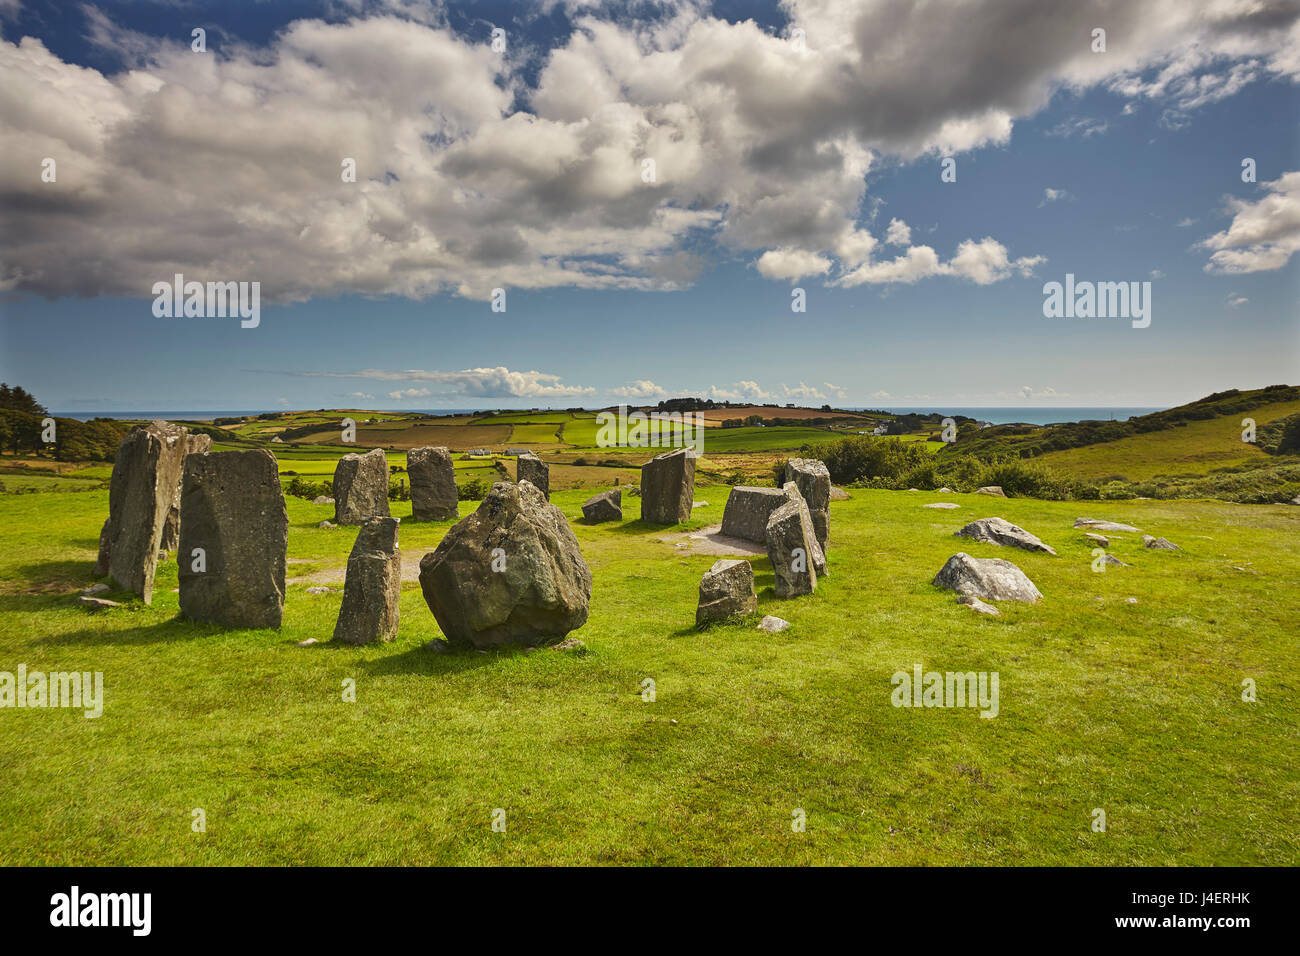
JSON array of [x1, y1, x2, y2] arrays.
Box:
[[933, 552, 1042, 603], [312, 496, 334, 505], [924, 502, 960, 509], [1083, 532, 1110, 547], [956, 593, 1001, 616], [975, 486, 1006, 497], [1142, 534, 1181, 550], [955, 516, 1056, 555], [1075, 517, 1141, 533], [654, 524, 766, 557], [79, 595, 120, 612], [581, 488, 622, 522], [758, 615, 791, 633], [81, 583, 110, 596], [695, 558, 757, 627], [1100, 553, 1130, 567], [829, 486, 850, 501]]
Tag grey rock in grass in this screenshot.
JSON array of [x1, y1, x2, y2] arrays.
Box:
[[758, 615, 791, 633], [581, 488, 622, 522], [81, 583, 110, 596], [1075, 517, 1141, 533], [407, 446, 458, 521], [955, 516, 1057, 555], [696, 558, 757, 627], [179, 449, 288, 629], [782, 458, 831, 551], [640, 447, 695, 524], [79, 596, 120, 612], [1142, 534, 1181, 550], [766, 498, 819, 598], [106, 420, 192, 604], [975, 485, 1006, 497], [312, 495, 334, 505], [333, 516, 401, 645], [956, 593, 1001, 616], [933, 552, 1041, 603], [418, 481, 591, 650], [720, 486, 789, 543], [318, 520, 336, 529], [829, 486, 851, 501], [333, 448, 391, 526], [1083, 532, 1111, 548], [516, 452, 550, 500], [938, 487, 954, 493], [551, 637, 586, 652], [161, 432, 213, 552], [924, 502, 960, 509], [781, 482, 827, 575], [1100, 553, 1130, 567]]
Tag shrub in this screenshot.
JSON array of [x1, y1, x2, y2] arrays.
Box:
[[458, 476, 490, 500]]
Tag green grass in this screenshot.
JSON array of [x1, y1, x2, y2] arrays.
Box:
[[1035, 398, 1300, 481], [1, 485, 1296, 865]]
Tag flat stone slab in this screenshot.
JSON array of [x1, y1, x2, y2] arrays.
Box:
[[1142, 535, 1181, 550], [1075, 518, 1141, 533], [975, 486, 1006, 497], [924, 502, 960, 509], [655, 524, 766, 557], [957, 593, 1001, 616]]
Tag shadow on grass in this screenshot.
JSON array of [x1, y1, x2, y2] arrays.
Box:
[[6, 559, 103, 594], [36, 613, 233, 647], [355, 641, 535, 677]]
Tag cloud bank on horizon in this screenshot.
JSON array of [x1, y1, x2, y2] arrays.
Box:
[[2, 0, 1298, 309]]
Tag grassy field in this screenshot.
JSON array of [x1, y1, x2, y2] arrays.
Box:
[[1, 482, 1295, 865], [1033, 398, 1300, 481]]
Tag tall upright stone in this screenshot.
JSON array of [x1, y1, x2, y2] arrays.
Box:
[[780, 482, 827, 576], [640, 447, 695, 524], [765, 498, 819, 598], [106, 420, 191, 603], [161, 432, 214, 552], [783, 458, 831, 552], [334, 516, 401, 645], [179, 450, 288, 629], [334, 448, 391, 526], [407, 446, 458, 521], [516, 452, 549, 499], [93, 518, 112, 577]]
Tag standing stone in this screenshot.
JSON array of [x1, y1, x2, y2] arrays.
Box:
[[581, 488, 622, 522], [516, 452, 550, 499], [780, 482, 827, 576], [640, 447, 695, 524], [107, 420, 191, 603], [782, 458, 831, 551], [407, 446, 458, 521], [93, 518, 111, 576], [696, 558, 757, 627], [419, 481, 591, 649], [720, 486, 789, 543], [334, 448, 391, 525], [333, 516, 401, 645], [765, 498, 819, 598], [179, 450, 288, 628], [161, 432, 214, 552]]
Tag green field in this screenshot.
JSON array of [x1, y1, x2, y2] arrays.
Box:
[[1, 484, 1295, 865]]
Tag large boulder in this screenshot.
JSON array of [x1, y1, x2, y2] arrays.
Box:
[[720, 486, 788, 543], [107, 420, 192, 603], [419, 480, 592, 649], [334, 448, 391, 525], [407, 446, 458, 521], [640, 447, 695, 524], [696, 558, 757, 627], [161, 432, 213, 551], [178, 450, 288, 628], [765, 498, 819, 598], [782, 458, 831, 550], [516, 452, 550, 500], [954, 516, 1057, 555], [333, 516, 401, 645], [581, 488, 622, 522], [932, 552, 1042, 603]]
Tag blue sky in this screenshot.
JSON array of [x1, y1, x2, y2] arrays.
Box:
[[1, 0, 1297, 412]]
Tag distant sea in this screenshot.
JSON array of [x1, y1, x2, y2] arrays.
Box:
[[53, 406, 1164, 426], [855, 406, 1164, 425]]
